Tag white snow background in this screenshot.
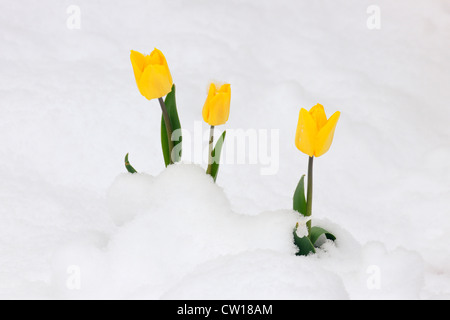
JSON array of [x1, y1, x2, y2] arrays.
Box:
[[1, 0, 449, 299]]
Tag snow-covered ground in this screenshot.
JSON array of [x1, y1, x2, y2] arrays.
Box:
[[1, 0, 449, 299]]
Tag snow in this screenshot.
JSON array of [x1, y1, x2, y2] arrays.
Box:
[[1, 0, 449, 299]]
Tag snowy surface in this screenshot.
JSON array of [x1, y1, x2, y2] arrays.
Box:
[[1, 0, 449, 299]]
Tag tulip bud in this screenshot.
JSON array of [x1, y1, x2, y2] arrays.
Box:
[[295, 104, 340, 157], [202, 83, 231, 126], [130, 48, 173, 100]]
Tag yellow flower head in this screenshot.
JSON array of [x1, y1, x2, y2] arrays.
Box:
[[130, 48, 173, 100], [295, 104, 340, 157], [202, 83, 231, 126]]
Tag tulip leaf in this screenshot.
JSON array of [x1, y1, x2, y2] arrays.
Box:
[[125, 153, 137, 174], [210, 131, 226, 182], [161, 117, 170, 167], [310, 227, 336, 246], [165, 84, 182, 157], [161, 84, 182, 167], [293, 226, 316, 256], [293, 174, 307, 216]]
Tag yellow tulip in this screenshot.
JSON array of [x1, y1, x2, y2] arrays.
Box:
[[295, 104, 340, 157], [202, 83, 231, 126], [130, 48, 173, 100]]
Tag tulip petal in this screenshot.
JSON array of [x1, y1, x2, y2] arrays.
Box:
[[309, 104, 328, 131], [138, 65, 173, 100], [147, 48, 165, 66], [209, 93, 231, 126], [315, 111, 340, 157], [130, 50, 146, 82], [145, 49, 173, 86], [208, 96, 221, 125], [218, 83, 231, 94], [202, 83, 231, 126], [202, 104, 210, 124], [295, 108, 317, 157], [207, 83, 217, 99], [202, 83, 216, 124]]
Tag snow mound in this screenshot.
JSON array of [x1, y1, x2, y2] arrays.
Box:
[[51, 164, 303, 298], [162, 250, 349, 300], [48, 164, 426, 299]]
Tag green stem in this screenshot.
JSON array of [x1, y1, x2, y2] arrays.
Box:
[[159, 97, 174, 164], [206, 125, 215, 175], [306, 156, 314, 236]]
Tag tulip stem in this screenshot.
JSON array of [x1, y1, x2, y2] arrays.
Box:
[[206, 126, 215, 175], [306, 156, 314, 236], [159, 98, 174, 164]]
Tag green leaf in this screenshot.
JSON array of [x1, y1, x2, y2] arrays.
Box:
[[310, 226, 336, 246], [125, 153, 137, 174], [293, 226, 316, 256], [210, 131, 226, 182], [161, 116, 170, 167], [293, 174, 307, 216], [161, 84, 182, 167]]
